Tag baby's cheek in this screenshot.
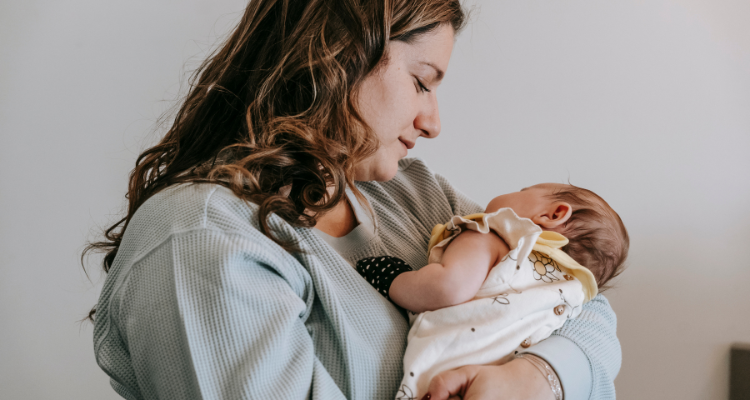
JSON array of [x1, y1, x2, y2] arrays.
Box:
[[485, 197, 504, 213]]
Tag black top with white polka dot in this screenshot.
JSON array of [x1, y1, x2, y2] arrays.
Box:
[[355, 256, 414, 302]]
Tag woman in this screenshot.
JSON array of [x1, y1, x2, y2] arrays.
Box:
[[87, 1, 621, 399]]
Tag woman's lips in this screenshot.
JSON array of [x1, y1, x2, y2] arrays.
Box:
[[399, 138, 415, 150]]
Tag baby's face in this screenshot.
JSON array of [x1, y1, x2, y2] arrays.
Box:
[[485, 183, 568, 220]]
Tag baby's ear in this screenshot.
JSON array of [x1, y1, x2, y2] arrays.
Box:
[[532, 202, 572, 229]]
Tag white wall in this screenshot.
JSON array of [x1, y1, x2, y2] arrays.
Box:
[[1, 1, 748, 399]]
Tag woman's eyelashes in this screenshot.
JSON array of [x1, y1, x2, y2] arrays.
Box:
[[415, 77, 431, 93]]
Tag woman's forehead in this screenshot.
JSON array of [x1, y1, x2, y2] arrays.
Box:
[[394, 25, 455, 71]]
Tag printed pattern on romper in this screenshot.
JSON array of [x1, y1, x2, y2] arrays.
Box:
[[396, 226, 587, 400], [395, 384, 416, 400], [529, 250, 562, 283]]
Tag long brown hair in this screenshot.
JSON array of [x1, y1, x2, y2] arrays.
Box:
[[84, 0, 465, 318]]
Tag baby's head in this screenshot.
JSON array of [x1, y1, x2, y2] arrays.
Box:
[[486, 183, 629, 289]]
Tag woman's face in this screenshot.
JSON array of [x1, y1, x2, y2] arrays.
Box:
[[354, 24, 455, 182]]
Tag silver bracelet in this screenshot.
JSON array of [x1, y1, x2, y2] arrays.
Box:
[[515, 353, 564, 400]]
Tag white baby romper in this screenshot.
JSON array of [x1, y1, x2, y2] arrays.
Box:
[[395, 208, 598, 400]]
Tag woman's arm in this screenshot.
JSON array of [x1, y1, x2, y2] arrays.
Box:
[[101, 229, 346, 400], [425, 360, 556, 400], [526, 294, 621, 399], [389, 230, 508, 312]]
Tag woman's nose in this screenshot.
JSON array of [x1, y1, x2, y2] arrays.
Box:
[[414, 98, 441, 139]]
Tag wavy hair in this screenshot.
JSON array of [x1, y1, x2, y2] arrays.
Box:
[[83, 0, 465, 319], [548, 185, 629, 290]]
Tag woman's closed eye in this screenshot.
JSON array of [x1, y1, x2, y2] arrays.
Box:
[[415, 77, 431, 93]]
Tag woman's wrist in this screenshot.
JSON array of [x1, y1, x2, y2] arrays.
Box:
[[515, 353, 564, 400], [523, 335, 593, 400]]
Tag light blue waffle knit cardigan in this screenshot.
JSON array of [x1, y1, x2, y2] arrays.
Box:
[[93, 158, 620, 399]]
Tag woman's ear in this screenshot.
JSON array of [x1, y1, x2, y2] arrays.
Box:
[[532, 202, 572, 229]]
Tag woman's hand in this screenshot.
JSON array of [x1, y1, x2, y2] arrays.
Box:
[[423, 358, 556, 400]]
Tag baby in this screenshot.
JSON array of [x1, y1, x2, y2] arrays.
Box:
[[355, 183, 629, 400]]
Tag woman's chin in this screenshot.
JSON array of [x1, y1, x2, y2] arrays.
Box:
[[353, 156, 401, 182], [378, 160, 404, 181]]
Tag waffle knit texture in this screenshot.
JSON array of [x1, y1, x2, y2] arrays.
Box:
[[93, 158, 620, 400]]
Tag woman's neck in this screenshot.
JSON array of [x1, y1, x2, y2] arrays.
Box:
[[315, 196, 358, 237], [314, 185, 360, 237]]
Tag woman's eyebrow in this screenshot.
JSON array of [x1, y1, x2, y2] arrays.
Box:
[[419, 61, 444, 82]]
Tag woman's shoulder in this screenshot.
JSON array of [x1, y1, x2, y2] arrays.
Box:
[[104, 183, 307, 310], [362, 157, 482, 218], [364, 157, 435, 196], [129, 183, 259, 236], [396, 157, 431, 178], [119, 183, 276, 266], [390, 157, 466, 203], [94, 184, 313, 382]]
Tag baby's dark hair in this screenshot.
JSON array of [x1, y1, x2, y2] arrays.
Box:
[[548, 185, 629, 290]]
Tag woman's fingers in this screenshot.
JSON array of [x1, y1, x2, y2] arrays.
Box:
[[422, 360, 556, 400], [424, 365, 481, 400]]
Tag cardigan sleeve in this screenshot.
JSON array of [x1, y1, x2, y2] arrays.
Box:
[[102, 228, 346, 400], [431, 167, 621, 400], [529, 294, 622, 400]]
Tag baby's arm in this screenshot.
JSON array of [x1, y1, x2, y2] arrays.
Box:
[[389, 231, 510, 312]]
